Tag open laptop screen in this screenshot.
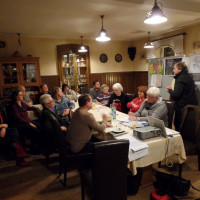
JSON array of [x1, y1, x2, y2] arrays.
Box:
[[147, 116, 167, 138]]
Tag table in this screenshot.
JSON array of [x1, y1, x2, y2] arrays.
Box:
[[72, 102, 186, 175]]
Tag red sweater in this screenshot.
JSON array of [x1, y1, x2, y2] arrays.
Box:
[[127, 97, 144, 113]]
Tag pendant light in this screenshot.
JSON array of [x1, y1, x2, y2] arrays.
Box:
[[144, 32, 154, 49], [96, 15, 111, 42], [78, 36, 88, 53], [144, 0, 168, 24]]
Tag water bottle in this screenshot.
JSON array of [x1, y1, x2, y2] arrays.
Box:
[[111, 102, 116, 120]]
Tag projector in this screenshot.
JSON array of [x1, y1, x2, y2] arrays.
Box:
[[133, 126, 162, 140]]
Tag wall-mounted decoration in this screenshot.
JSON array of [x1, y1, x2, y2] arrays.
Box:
[[0, 41, 6, 48], [193, 41, 200, 49], [99, 53, 108, 63], [140, 52, 146, 60], [165, 57, 182, 76], [128, 47, 136, 61], [115, 54, 122, 62]]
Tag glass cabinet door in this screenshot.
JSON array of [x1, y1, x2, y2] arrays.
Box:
[[1, 63, 19, 84], [21, 63, 37, 83]]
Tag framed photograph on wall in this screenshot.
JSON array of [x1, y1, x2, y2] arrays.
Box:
[[164, 57, 182, 76], [140, 52, 145, 60]]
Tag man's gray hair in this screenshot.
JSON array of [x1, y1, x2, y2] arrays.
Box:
[[147, 87, 160, 97], [40, 94, 52, 105], [101, 84, 109, 90], [112, 83, 123, 91], [18, 85, 25, 91]]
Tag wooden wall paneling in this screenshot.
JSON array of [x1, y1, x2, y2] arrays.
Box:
[[89, 71, 148, 94], [41, 75, 60, 93]]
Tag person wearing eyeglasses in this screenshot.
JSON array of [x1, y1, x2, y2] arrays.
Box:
[[129, 87, 168, 126], [11, 90, 41, 154]]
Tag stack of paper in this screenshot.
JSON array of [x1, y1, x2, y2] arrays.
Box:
[[118, 116, 148, 128], [115, 134, 149, 161]]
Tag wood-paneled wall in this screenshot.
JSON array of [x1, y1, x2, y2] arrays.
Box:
[[41, 71, 148, 94], [41, 75, 60, 92], [89, 71, 148, 94]]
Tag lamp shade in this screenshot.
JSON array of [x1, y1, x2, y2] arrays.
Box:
[[144, 0, 167, 24], [78, 36, 88, 53], [96, 15, 110, 42], [144, 32, 154, 49], [144, 41, 154, 49]]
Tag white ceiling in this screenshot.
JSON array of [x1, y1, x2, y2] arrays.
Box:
[[0, 0, 200, 41]]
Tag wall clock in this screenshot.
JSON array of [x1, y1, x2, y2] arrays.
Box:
[[0, 41, 6, 48], [99, 53, 108, 63], [115, 54, 122, 62]]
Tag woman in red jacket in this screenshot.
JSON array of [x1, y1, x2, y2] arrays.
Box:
[[127, 86, 148, 113]]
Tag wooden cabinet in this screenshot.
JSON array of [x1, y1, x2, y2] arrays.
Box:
[[57, 44, 90, 92], [0, 57, 41, 96]]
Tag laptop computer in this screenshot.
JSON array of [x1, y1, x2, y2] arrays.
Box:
[[147, 116, 167, 138]]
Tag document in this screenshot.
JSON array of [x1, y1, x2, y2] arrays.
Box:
[[118, 116, 148, 128], [115, 134, 149, 161]]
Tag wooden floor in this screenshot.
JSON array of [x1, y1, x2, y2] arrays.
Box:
[[0, 154, 200, 200]]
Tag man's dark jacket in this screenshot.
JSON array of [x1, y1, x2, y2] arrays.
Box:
[[169, 70, 198, 111]]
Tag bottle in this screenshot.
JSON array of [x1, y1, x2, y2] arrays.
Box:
[[111, 101, 116, 120]]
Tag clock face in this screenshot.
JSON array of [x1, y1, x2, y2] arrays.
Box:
[[115, 54, 122, 62], [99, 53, 108, 63]]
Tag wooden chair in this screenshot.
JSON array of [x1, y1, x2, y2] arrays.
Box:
[[80, 140, 129, 200], [48, 113, 92, 186], [180, 105, 200, 171]]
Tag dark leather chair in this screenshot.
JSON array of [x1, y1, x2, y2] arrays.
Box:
[[80, 140, 129, 200], [48, 113, 92, 186], [80, 86, 90, 94], [180, 105, 200, 171], [164, 100, 175, 129], [126, 93, 137, 101]]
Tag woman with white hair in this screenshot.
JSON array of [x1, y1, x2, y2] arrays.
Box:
[[130, 87, 168, 126], [96, 84, 112, 106], [107, 83, 130, 114]]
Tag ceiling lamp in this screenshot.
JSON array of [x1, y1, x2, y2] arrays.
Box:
[[144, 0, 168, 24], [96, 15, 110, 42], [78, 36, 88, 53], [144, 32, 154, 49]]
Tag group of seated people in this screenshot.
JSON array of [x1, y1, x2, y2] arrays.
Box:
[[0, 80, 169, 166]]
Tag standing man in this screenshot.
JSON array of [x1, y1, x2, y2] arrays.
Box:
[[66, 94, 110, 153], [166, 62, 198, 131], [89, 80, 101, 100]]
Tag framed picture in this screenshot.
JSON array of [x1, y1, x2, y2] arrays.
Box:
[[140, 52, 145, 60], [164, 57, 182, 76]]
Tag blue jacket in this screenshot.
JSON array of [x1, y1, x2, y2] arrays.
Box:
[[53, 96, 75, 121]]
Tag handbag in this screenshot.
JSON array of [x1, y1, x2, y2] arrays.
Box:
[[154, 171, 190, 196]]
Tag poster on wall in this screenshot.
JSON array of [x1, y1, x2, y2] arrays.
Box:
[[188, 54, 200, 82], [148, 58, 164, 75], [164, 57, 182, 76], [150, 74, 162, 87]]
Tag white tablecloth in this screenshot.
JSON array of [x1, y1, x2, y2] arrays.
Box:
[[72, 103, 186, 175]]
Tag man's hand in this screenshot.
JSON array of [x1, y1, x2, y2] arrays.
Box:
[[166, 85, 172, 92], [62, 109, 70, 116], [61, 126, 67, 131], [30, 122, 37, 128]]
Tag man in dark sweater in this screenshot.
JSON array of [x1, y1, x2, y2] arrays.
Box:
[[89, 80, 101, 101], [166, 62, 198, 131]]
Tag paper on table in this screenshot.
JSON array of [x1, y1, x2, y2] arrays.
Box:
[[165, 127, 179, 135], [115, 134, 148, 152], [118, 116, 148, 128]]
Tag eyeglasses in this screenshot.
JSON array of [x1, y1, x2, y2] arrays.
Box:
[[47, 100, 54, 104]]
